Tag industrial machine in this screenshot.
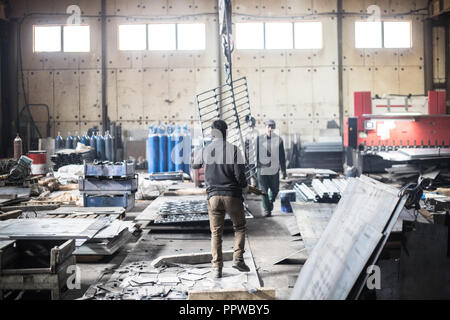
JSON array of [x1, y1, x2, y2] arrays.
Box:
[[344, 90, 450, 174]]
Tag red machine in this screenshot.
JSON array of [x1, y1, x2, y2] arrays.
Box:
[[344, 90, 450, 173], [344, 90, 449, 149]]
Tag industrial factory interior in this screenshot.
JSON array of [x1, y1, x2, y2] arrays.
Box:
[[0, 0, 450, 307]]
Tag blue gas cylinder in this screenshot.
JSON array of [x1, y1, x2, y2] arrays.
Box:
[[65, 132, 73, 149], [158, 125, 168, 173], [96, 133, 105, 161], [147, 125, 159, 173], [167, 125, 175, 172], [90, 132, 97, 158], [104, 131, 113, 162], [173, 125, 184, 172], [72, 132, 80, 149], [55, 132, 64, 150], [182, 125, 191, 175]]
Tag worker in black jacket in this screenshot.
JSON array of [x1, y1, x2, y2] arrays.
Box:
[[257, 119, 287, 217], [192, 120, 250, 278]]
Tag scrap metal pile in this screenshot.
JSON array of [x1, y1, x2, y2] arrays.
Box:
[[154, 199, 253, 224], [294, 178, 350, 203], [0, 214, 137, 257], [81, 260, 248, 300]]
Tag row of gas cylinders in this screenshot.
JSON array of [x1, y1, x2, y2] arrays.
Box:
[[55, 131, 114, 161], [147, 125, 191, 174]]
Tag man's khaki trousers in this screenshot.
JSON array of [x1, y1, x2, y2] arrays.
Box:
[[207, 195, 246, 268]]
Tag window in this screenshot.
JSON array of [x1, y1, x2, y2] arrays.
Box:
[[265, 22, 293, 49], [118, 24, 147, 51], [33, 26, 61, 52], [384, 21, 411, 48], [355, 21, 412, 48], [355, 21, 382, 48], [148, 24, 176, 50], [294, 22, 322, 49], [177, 24, 205, 50], [63, 25, 90, 52], [235, 23, 264, 50]]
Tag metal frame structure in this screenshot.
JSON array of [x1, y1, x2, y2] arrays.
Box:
[[195, 77, 257, 181]]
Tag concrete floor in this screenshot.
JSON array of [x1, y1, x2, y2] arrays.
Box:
[[63, 198, 303, 300]]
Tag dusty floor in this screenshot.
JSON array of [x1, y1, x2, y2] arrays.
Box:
[[63, 198, 303, 300]]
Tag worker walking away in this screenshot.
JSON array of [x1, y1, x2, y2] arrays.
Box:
[[257, 119, 287, 217], [192, 120, 250, 278]]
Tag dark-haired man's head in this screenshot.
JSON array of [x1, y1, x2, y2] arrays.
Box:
[[211, 119, 228, 139]]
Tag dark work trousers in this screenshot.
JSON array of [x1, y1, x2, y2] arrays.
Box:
[[257, 171, 280, 213], [207, 195, 246, 268]]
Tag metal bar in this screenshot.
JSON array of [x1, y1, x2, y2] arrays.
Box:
[[101, 0, 108, 134], [337, 0, 344, 138]]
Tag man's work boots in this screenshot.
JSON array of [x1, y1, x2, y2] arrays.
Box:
[[263, 211, 272, 217], [213, 267, 222, 278], [232, 259, 250, 272]]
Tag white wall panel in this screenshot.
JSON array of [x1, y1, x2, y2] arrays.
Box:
[[143, 68, 169, 121], [286, 0, 313, 14], [80, 69, 102, 122], [27, 70, 54, 122], [286, 67, 314, 117], [167, 68, 197, 120], [399, 66, 424, 95], [117, 68, 144, 121], [373, 66, 399, 96], [234, 0, 261, 15], [54, 70, 80, 122], [313, 0, 337, 13]]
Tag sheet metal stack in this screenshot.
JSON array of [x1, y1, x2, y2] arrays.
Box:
[[79, 161, 137, 211], [294, 179, 349, 203], [299, 142, 344, 173]]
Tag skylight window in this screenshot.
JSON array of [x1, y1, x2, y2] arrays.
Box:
[[235, 23, 264, 50], [177, 24, 206, 50], [63, 25, 90, 52], [33, 26, 61, 52], [118, 24, 147, 51], [383, 21, 411, 48], [265, 22, 293, 49], [294, 22, 322, 49], [148, 24, 176, 50]]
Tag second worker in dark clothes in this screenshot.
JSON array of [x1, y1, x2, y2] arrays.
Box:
[[192, 119, 250, 278], [256, 119, 287, 217]]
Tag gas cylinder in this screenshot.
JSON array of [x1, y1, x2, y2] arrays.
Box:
[[72, 131, 80, 149], [96, 132, 105, 161], [182, 125, 191, 175], [65, 132, 73, 149], [147, 125, 159, 173], [158, 125, 168, 173], [167, 125, 175, 172], [104, 131, 113, 162], [173, 125, 184, 172], [90, 132, 97, 159], [55, 132, 64, 150], [13, 134, 22, 160]]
